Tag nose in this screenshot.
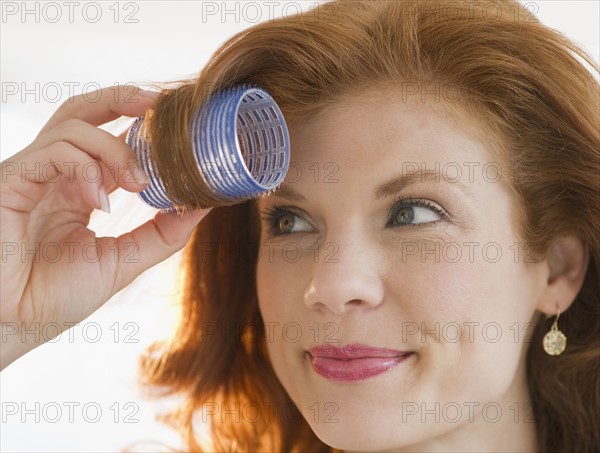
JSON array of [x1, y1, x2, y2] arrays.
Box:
[[303, 232, 385, 315]]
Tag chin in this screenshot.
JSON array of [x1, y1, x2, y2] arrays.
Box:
[[306, 420, 402, 452], [308, 423, 378, 451], [300, 403, 409, 452]]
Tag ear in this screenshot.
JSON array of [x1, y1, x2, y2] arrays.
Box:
[[535, 236, 590, 316]]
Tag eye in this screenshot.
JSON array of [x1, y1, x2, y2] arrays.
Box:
[[261, 206, 314, 236], [387, 196, 447, 228]]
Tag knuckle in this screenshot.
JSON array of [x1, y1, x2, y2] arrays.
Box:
[[61, 93, 84, 108], [55, 118, 86, 136], [46, 141, 98, 171], [48, 140, 76, 155]]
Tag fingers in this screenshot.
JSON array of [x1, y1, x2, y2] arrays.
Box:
[[117, 129, 129, 142], [38, 85, 160, 136], [1, 141, 108, 215], [33, 118, 150, 192], [2, 85, 160, 213], [27, 142, 109, 212], [96, 208, 213, 293]]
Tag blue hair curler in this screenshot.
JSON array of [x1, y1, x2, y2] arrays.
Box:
[[126, 86, 290, 210]]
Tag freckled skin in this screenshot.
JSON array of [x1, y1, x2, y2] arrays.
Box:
[[256, 92, 544, 452]]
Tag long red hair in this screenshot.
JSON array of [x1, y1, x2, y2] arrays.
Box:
[[136, 1, 599, 451]]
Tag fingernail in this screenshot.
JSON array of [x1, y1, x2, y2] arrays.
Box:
[[99, 186, 111, 213], [138, 89, 160, 99], [128, 161, 150, 185]]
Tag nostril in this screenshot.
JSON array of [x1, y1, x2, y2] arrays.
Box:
[[303, 264, 385, 314]]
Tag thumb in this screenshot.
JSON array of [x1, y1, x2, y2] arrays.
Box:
[[99, 208, 212, 292]]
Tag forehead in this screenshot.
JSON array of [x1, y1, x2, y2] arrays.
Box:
[[284, 89, 496, 171]]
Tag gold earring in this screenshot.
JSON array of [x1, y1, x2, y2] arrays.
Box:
[[543, 303, 567, 356]]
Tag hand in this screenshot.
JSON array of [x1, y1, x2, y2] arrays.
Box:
[[0, 85, 211, 370]]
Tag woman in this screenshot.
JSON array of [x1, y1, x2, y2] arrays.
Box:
[[2, 0, 598, 451]]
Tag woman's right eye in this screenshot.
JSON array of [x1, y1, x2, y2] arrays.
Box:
[[260, 206, 314, 236]]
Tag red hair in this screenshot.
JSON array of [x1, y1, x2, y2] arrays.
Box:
[[135, 1, 599, 451]]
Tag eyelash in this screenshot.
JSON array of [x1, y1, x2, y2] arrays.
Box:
[[388, 195, 448, 227], [261, 206, 309, 238], [260, 194, 448, 237]]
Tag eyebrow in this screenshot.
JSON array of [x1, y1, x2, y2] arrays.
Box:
[[270, 169, 475, 202], [271, 184, 306, 202]]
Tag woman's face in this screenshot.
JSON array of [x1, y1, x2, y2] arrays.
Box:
[[255, 90, 545, 451]]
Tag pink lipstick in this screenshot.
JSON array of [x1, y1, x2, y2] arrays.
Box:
[[307, 344, 413, 382]]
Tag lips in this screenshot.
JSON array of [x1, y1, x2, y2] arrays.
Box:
[[307, 344, 413, 382]]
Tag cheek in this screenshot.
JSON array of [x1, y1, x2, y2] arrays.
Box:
[[255, 255, 273, 320], [256, 232, 275, 314], [255, 248, 308, 402], [384, 244, 538, 397], [256, 239, 315, 316], [385, 230, 538, 318]]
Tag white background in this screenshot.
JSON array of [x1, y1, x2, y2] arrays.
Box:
[[1, 1, 598, 451]]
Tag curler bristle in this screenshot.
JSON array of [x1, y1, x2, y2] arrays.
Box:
[[126, 86, 291, 210]]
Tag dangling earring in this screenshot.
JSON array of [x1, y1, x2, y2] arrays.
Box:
[[543, 303, 567, 356]]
